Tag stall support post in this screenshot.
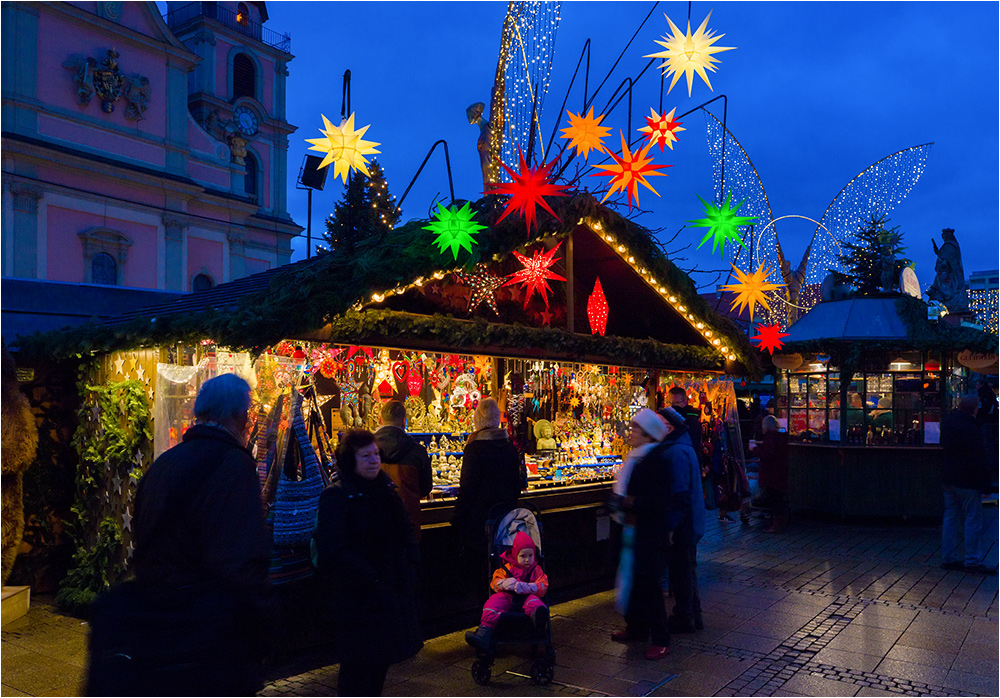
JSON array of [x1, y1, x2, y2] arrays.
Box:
[[566, 236, 575, 334]]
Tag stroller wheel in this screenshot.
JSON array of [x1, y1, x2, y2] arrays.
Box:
[[530, 659, 554, 686], [471, 660, 491, 686]]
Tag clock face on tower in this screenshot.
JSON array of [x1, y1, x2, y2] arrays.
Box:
[[233, 105, 259, 137]]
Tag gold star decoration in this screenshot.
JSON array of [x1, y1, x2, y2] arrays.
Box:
[[645, 11, 735, 97], [722, 263, 785, 320], [590, 133, 670, 211], [638, 107, 685, 152], [560, 107, 611, 160], [305, 112, 381, 183]]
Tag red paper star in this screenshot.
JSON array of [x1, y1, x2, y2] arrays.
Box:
[[503, 241, 567, 309], [638, 107, 685, 152], [587, 276, 609, 336], [590, 133, 670, 211], [751, 324, 790, 354], [485, 149, 570, 234], [347, 346, 374, 361]]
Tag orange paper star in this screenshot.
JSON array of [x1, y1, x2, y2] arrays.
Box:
[[486, 150, 570, 234], [752, 324, 790, 354], [638, 107, 685, 152], [560, 107, 612, 160], [502, 241, 567, 309], [590, 133, 670, 210], [722, 263, 785, 320]]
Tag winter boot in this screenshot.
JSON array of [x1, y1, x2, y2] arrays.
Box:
[[532, 606, 550, 634], [465, 626, 494, 653]]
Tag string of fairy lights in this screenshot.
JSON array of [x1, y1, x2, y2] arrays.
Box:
[[969, 289, 999, 334]]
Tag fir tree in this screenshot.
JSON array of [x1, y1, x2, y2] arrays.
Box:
[[835, 215, 910, 295], [319, 159, 400, 256]]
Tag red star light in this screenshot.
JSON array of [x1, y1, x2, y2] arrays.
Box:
[[485, 149, 570, 234], [639, 107, 686, 152], [503, 241, 567, 309], [752, 324, 790, 354], [590, 133, 670, 211], [587, 276, 609, 336]]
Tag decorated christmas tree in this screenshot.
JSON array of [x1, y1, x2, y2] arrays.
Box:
[[319, 159, 400, 255], [835, 215, 911, 295]]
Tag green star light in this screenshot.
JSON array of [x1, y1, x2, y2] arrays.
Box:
[[688, 190, 756, 258], [423, 202, 487, 260]]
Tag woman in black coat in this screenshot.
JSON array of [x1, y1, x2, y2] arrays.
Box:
[[311, 428, 423, 696]]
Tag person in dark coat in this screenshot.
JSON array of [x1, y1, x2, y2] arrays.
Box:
[[375, 400, 432, 541], [609, 408, 673, 660], [311, 428, 423, 696], [753, 415, 790, 533], [939, 395, 995, 574], [127, 373, 276, 696], [977, 382, 999, 493]]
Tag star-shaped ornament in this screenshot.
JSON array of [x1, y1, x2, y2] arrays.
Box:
[[114, 357, 125, 375], [559, 107, 611, 160], [485, 149, 570, 235], [458, 265, 504, 316], [347, 346, 374, 361], [723, 263, 785, 321], [752, 324, 790, 355], [502, 241, 567, 310], [126, 540, 135, 559], [539, 310, 553, 326], [590, 133, 670, 211], [136, 365, 145, 382], [423, 202, 486, 260], [305, 112, 381, 183], [122, 506, 133, 532], [645, 11, 736, 97], [112, 473, 122, 494], [639, 107, 686, 151], [688, 190, 756, 258]]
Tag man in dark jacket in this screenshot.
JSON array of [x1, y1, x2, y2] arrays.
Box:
[[939, 394, 995, 574], [375, 400, 432, 540], [668, 386, 703, 455]]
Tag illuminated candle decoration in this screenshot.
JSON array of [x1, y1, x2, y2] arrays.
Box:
[[587, 276, 609, 336], [688, 190, 756, 257], [422, 202, 487, 260], [752, 324, 790, 354], [485, 149, 570, 234], [502, 241, 567, 309], [590, 133, 670, 211], [459, 265, 504, 316], [559, 107, 612, 160], [305, 112, 381, 183], [645, 11, 735, 97], [638, 107, 685, 152], [722, 263, 785, 319]]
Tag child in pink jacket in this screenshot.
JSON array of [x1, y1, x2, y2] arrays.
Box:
[[466, 531, 549, 651]]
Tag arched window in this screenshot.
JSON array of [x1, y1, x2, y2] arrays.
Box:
[[92, 253, 117, 285], [236, 2, 250, 26], [192, 273, 215, 292], [233, 53, 256, 100], [244, 151, 258, 202]]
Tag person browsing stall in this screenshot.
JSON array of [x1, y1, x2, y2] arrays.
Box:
[[375, 400, 432, 540]]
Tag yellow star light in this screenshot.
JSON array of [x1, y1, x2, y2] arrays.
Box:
[[560, 107, 611, 160], [644, 11, 735, 97], [305, 112, 381, 183], [722, 263, 785, 320]]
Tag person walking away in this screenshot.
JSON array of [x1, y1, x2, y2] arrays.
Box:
[[375, 400, 432, 540], [976, 382, 999, 496], [752, 415, 790, 533], [466, 531, 549, 651], [658, 407, 706, 634], [939, 395, 995, 575], [609, 408, 673, 660], [311, 429, 423, 696]]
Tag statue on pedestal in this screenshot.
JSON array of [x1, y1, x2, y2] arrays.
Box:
[[926, 228, 969, 312]]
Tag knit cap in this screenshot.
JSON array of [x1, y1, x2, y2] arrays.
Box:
[[511, 531, 537, 560], [631, 407, 668, 441]]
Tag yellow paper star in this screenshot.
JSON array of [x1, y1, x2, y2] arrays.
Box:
[[305, 112, 381, 183], [560, 107, 611, 160], [722, 263, 785, 320], [645, 11, 735, 97], [570, 396, 581, 408], [638, 107, 686, 152]]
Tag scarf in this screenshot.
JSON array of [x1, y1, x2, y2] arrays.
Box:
[[613, 442, 657, 497]]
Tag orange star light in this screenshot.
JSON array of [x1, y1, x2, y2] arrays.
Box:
[[752, 324, 790, 355], [590, 133, 670, 211], [639, 107, 686, 152], [560, 107, 611, 160], [722, 263, 785, 320], [486, 150, 570, 234], [502, 241, 567, 309]]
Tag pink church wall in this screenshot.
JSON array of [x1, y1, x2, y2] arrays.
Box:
[[187, 236, 224, 286], [45, 206, 158, 287]]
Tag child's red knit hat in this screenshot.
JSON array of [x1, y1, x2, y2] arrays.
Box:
[[511, 531, 537, 558]]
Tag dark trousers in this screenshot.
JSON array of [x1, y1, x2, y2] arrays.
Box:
[[667, 543, 702, 621], [338, 661, 390, 696], [625, 571, 671, 646]]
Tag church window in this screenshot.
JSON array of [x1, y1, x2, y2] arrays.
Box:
[[244, 151, 259, 202], [192, 273, 215, 292], [92, 253, 117, 286], [233, 53, 256, 100]]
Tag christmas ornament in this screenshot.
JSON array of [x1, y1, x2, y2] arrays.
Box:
[[688, 190, 755, 258], [503, 241, 567, 309], [392, 361, 409, 384], [459, 265, 504, 315], [347, 345, 374, 361], [305, 112, 381, 183], [590, 133, 669, 211], [422, 202, 487, 260], [722, 263, 785, 320], [638, 107, 685, 151], [645, 11, 735, 97], [752, 324, 790, 355], [587, 276, 609, 336], [485, 149, 570, 234], [559, 107, 611, 160], [407, 369, 423, 397]]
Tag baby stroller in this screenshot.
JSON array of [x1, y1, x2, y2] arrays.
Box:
[[468, 501, 556, 687]]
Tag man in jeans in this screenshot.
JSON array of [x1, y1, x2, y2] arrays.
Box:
[[939, 394, 995, 574]]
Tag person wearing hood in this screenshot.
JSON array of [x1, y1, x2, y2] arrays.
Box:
[[465, 530, 549, 651], [609, 408, 673, 660], [375, 400, 432, 541], [311, 428, 423, 696], [657, 406, 706, 634]]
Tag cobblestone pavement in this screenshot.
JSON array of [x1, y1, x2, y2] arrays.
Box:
[[4, 507, 997, 697]]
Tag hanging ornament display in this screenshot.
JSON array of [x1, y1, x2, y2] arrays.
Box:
[[346, 345, 374, 362], [458, 265, 504, 316], [305, 112, 381, 183], [503, 241, 567, 310], [752, 324, 790, 355], [391, 360, 409, 384], [638, 107, 685, 152], [587, 276, 609, 336], [644, 11, 735, 97], [407, 369, 423, 397], [485, 149, 570, 234], [422, 202, 487, 260], [688, 190, 756, 258], [722, 263, 785, 319], [559, 107, 611, 160], [590, 133, 670, 211]]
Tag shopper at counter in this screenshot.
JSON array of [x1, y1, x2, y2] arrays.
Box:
[[375, 400, 432, 540], [752, 416, 790, 533]]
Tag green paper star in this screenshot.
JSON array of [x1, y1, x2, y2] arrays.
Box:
[[687, 190, 756, 258], [423, 202, 486, 260]]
